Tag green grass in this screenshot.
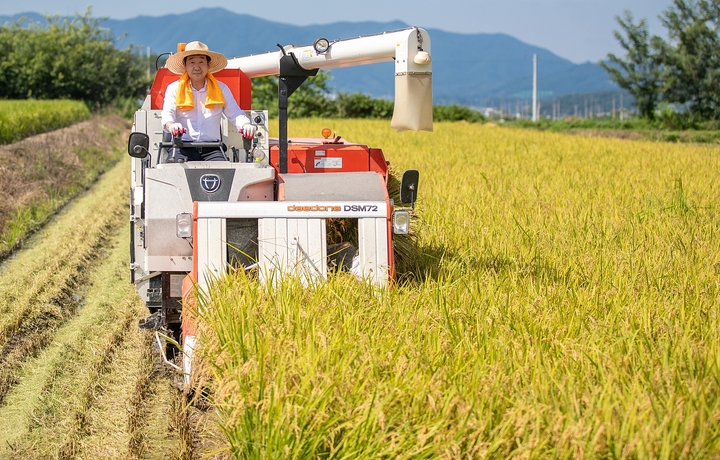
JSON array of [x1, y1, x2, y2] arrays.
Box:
[[195, 119, 719, 457], [0, 100, 90, 145]]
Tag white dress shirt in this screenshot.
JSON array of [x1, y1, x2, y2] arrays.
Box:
[[161, 79, 250, 142]]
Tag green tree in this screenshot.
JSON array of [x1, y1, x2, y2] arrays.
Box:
[[433, 104, 485, 123], [654, 0, 720, 119], [249, 67, 487, 123], [252, 70, 335, 117], [0, 8, 148, 106], [600, 10, 662, 119], [335, 93, 393, 119]]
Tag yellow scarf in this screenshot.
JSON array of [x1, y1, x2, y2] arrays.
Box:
[[175, 72, 225, 110]]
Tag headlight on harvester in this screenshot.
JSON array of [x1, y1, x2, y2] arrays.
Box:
[[392, 210, 410, 235], [176, 213, 193, 238], [313, 37, 330, 54]]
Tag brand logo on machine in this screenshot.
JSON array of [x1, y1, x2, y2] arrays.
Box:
[[200, 174, 221, 193], [287, 205, 341, 212], [285, 204, 380, 213]]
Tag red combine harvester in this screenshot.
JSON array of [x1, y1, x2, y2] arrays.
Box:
[[127, 27, 432, 384]]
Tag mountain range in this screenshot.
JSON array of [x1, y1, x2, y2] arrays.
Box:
[[2, 8, 620, 107]]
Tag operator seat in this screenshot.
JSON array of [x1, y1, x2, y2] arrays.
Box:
[[149, 68, 251, 110], [150, 67, 252, 164]]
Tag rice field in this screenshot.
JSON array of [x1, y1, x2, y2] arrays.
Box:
[[196, 120, 720, 458], [0, 99, 90, 145]]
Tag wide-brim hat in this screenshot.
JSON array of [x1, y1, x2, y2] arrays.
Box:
[[166, 41, 228, 74]]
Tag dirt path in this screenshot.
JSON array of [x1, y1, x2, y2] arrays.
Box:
[[0, 159, 215, 458]]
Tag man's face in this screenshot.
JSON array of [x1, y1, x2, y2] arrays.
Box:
[[184, 55, 209, 84]]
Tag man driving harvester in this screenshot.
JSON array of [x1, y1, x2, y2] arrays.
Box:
[[161, 41, 256, 162]]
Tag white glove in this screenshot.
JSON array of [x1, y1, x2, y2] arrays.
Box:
[[240, 123, 257, 139], [167, 122, 186, 136]]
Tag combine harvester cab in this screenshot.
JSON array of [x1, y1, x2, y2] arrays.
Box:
[[128, 66, 274, 347], [127, 27, 432, 382]]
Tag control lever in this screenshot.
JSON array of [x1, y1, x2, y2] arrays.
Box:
[[171, 128, 187, 148], [244, 136, 253, 162]]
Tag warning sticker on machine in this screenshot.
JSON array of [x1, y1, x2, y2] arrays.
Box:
[[314, 157, 342, 169]]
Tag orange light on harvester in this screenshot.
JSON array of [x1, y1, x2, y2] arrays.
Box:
[[321, 127, 332, 139], [177, 43, 187, 53]]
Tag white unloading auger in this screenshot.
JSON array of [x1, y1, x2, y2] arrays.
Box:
[[225, 26, 433, 132]]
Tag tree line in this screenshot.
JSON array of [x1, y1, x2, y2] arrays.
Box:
[[0, 10, 483, 122], [251, 72, 484, 122], [0, 9, 148, 107], [600, 0, 720, 122]]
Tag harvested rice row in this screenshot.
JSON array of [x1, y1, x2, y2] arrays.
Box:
[[0, 221, 121, 405], [0, 217, 185, 457], [0, 159, 127, 349], [68, 302, 156, 459], [0, 160, 126, 405], [54, 308, 138, 458], [0, 218, 136, 455]]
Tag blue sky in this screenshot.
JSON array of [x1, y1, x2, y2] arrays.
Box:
[[1, 0, 671, 63]]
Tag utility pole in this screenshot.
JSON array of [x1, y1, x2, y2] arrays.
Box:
[[532, 54, 538, 122]]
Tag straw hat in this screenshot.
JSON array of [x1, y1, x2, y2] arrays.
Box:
[[165, 41, 228, 74]]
